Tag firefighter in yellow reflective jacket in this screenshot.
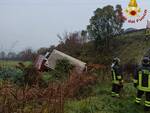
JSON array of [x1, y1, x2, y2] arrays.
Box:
[[134, 56, 150, 111], [111, 58, 123, 97]]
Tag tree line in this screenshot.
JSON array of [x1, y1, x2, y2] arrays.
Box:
[[0, 49, 36, 61], [0, 4, 125, 63]]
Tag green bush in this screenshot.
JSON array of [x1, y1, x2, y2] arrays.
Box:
[[0, 66, 57, 87], [54, 59, 74, 79], [0, 66, 23, 85], [39, 72, 56, 87], [55, 59, 73, 73]]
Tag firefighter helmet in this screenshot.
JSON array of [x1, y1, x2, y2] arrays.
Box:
[[142, 56, 150, 66], [113, 57, 120, 65]]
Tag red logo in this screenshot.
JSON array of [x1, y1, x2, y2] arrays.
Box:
[[123, 0, 147, 24]]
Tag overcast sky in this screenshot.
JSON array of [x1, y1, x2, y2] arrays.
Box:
[[0, 0, 150, 52]]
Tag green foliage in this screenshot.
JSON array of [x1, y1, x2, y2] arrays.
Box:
[[65, 83, 145, 113], [65, 98, 99, 113], [0, 67, 23, 85], [42, 72, 53, 83], [0, 60, 31, 67], [40, 72, 57, 87], [54, 59, 74, 79], [87, 5, 125, 50], [75, 85, 94, 99], [55, 59, 73, 73], [114, 32, 150, 64], [0, 64, 42, 86]]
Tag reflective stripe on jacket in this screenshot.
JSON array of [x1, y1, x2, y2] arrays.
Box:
[[134, 66, 150, 92], [111, 65, 122, 84]]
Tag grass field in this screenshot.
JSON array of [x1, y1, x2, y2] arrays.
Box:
[[0, 60, 32, 67], [114, 30, 150, 64], [65, 83, 146, 113]]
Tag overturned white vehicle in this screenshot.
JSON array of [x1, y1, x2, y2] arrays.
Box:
[[34, 49, 87, 72]]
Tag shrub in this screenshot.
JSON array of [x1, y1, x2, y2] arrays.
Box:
[[0, 66, 23, 85], [54, 59, 74, 79], [39, 72, 56, 87], [55, 59, 73, 73], [0, 63, 42, 86]]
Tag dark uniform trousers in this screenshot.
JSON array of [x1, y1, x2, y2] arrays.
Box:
[[112, 84, 122, 97], [111, 65, 123, 97], [136, 90, 150, 108], [134, 67, 150, 109]]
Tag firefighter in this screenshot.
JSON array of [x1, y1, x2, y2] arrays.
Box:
[[134, 56, 150, 111], [111, 57, 123, 97]]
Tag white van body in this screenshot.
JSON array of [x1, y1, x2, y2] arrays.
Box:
[[45, 49, 87, 72]]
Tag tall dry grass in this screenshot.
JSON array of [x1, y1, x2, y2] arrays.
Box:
[[0, 65, 97, 113]]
